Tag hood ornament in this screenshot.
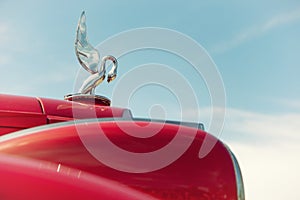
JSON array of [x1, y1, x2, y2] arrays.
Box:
[[65, 11, 118, 106], [75, 11, 118, 95]]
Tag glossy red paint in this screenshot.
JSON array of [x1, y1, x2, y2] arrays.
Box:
[[39, 97, 127, 122], [0, 94, 243, 199], [0, 94, 46, 135], [0, 120, 238, 199], [0, 154, 157, 200], [0, 94, 43, 113], [0, 94, 128, 135]]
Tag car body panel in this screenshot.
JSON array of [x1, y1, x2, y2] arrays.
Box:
[[0, 94, 244, 199], [39, 97, 127, 122], [0, 94, 46, 135], [0, 154, 157, 200], [0, 94, 129, 135], [0, 119, 238, 199]]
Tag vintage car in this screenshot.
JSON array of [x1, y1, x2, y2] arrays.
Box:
[[0, 12, 245, 200]]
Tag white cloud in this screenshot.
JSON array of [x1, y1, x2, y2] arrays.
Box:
[[222, 108, 300, 145], [277, 98, 300, 111], [232, 143, 300, 200], [182, 106, 300, 145], [220, 108, 300, 200], [262, 9, 300, 32], [212, 8, 300, 53]]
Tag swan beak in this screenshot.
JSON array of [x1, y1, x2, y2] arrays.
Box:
[[107, 74, 116, 83]]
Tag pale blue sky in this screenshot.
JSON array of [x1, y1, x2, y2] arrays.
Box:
[[1, 1, 300, 199], [1, 0, 299, 113]]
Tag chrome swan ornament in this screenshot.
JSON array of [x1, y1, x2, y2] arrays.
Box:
[[75, 11, 118, 95]]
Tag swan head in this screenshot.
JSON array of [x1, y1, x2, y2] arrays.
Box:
[[107, 73, 116, 83], [101, 55, 118, 83]]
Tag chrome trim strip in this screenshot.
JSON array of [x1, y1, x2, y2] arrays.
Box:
[[0, 117, 204, 143], [132, 118, 204, 130], [224, 144, 245, 200]]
